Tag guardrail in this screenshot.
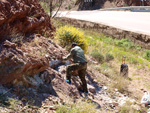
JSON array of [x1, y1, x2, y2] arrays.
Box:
[[100, 6, 150, 12]]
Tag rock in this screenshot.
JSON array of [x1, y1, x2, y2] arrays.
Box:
[[0, 34, 67, 85], [88, 85, 96, 94], [103, 86, 108, 90], [0, 0, 57, 85], [50, 59, 61, 68], [0, 0, 55, 42], [112, 102, 119, 107]]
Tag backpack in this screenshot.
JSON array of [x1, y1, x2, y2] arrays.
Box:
[[120, 56, 128, 77]]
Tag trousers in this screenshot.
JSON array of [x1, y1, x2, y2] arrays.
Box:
[[66, 62, 87, 92]]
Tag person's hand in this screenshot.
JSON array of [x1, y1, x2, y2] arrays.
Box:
[[62, 57, 66, 61]]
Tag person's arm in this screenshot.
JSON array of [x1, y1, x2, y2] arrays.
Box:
[[63, 49, 75, 61]]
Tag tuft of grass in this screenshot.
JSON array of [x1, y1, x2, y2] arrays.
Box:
[[119, 101, 141, 113], [56, 100, 97, 113], [110, 75, 129, 93], [105, 53, 114, 62], [90, 50, 104, 63], [143, 50, 150, 61]]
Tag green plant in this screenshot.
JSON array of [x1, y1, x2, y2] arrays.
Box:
[[105, 53, 114, 61], [57, 25, 88, 53], [143, 50, 150, 61], [68, 4, 71, 10], [115, 38, 134, 49], [90, 50, 104, 63]]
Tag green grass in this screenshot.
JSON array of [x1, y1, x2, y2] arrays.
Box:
[[84, 29, 150, 67], [40, 2, 50, 14]]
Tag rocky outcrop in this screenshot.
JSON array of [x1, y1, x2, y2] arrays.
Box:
[[0, 0, 55, 42], [0, 34, 66, 85], [0, 0, 58, 85]]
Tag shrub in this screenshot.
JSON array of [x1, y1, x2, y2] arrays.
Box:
[[105, 53, 114, 61], [143, 50, 150, 61], [90, 50, 104, 63], [57, 25, 88, 53], [115, 38, 134, 49]]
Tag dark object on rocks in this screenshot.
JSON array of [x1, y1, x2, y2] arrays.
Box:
[[120, 57, 128, 77]]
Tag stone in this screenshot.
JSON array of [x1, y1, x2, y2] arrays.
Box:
[[0, 0, 55, 42], [103, 86, 108, 90]]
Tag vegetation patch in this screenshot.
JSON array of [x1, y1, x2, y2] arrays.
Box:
[[56, 100, 97, 113], [56, 25, 88, 53]]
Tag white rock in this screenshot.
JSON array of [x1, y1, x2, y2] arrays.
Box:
[[103, 86, 108, 90]]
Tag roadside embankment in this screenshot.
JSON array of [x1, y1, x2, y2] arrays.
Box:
[[56, 17, 150, 49]]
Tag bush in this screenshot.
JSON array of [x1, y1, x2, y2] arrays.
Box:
[[143, 50, 150, 61], [57, 25, 88, 53], [90, 50, 104, 63], [115, 38, 134, 49], [105, 53, 114, 61]]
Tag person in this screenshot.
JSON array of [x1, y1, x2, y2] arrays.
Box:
[[63, 43, 88, 94]]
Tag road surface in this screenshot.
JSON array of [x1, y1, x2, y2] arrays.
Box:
[[56, 11, 150, 35]]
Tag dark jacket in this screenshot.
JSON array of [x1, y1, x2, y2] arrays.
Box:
[[64, 46, 87, 63]]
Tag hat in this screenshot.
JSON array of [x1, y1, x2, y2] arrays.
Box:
[[71, 42, 77, 47]]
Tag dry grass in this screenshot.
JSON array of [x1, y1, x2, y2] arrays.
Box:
[[56, 98, 97, 113]]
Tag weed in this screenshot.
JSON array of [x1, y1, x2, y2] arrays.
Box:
[[143, 50, 150, 61], [105, 53, 114, 62], [90, 50, 104, 63], [68, 4, 71, 10], [111, 75, 129, 93]]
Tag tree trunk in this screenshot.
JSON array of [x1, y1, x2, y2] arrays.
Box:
[[50, 0, 53, 17]]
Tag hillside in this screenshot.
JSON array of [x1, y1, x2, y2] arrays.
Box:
[[0, 0, 150, 113]]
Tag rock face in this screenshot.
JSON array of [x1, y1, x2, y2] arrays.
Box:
[[78, 0, 150, 10], [0, 34, 65, 85], [0, 0, 55, 42], [0, 0, 59, 85]]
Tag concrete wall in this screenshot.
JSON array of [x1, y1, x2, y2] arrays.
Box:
[[56, 17, 150, 49]]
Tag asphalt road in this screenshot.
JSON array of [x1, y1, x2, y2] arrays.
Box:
[[57, 11, 150, 35]]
